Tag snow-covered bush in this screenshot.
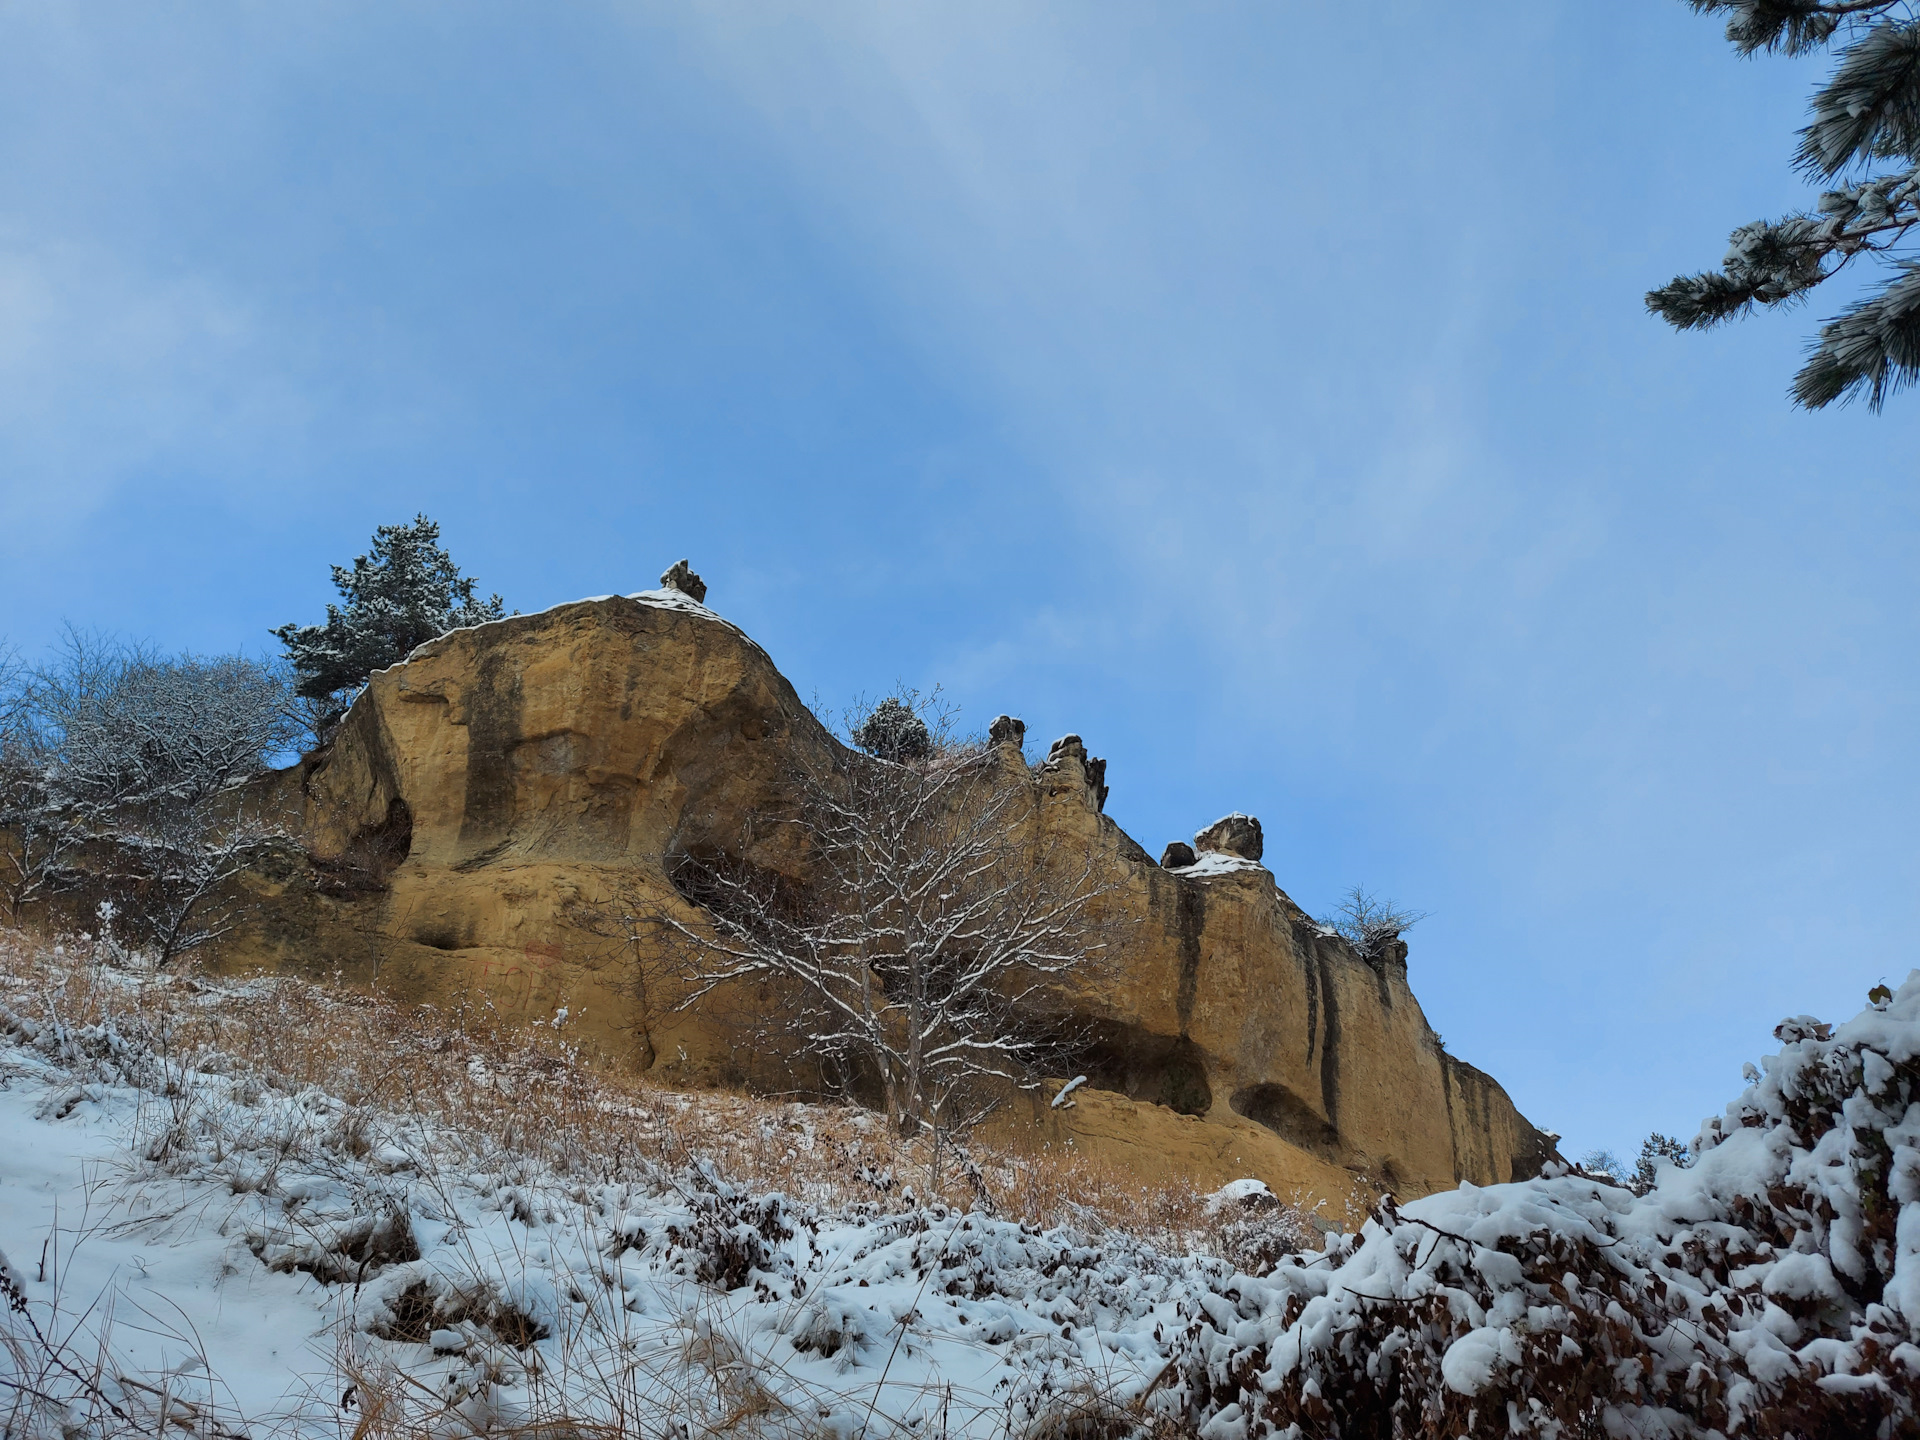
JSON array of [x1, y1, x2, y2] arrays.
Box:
[[1205, 1180, 1320, 1279], [0, 631, 294, 948], [1160, 974, 1920, 1439], [853, 695, 933, 762]]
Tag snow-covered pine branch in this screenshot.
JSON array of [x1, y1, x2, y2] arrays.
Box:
[[1652, 2, 1920, 407]]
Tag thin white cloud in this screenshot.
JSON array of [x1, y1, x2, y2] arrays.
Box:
[[0, 238, 301, 535]]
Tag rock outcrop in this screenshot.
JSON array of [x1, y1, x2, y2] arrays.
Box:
[[989, 714, 1027, 749], [658, 559, 707, 603], [1195, 812, 1263, 862], [234, 589, 1555, 1212]]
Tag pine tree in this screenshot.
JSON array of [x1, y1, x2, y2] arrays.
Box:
[[1630, 1131, 1693, 1196], [272, 515, 503, 732], [852, 696, 933, 762], [1648, 2, 1920, 408]]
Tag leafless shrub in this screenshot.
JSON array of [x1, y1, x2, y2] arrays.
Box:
[[110, 802, 287, 968], [1317, 883, 1425, 962], [20, 628, 296, 812], [0, 643, 78, 926]]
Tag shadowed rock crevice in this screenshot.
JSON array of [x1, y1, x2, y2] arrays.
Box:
[[1230, 1081, 1342, 1160], [412, 922, 470, 953], [309, 797, 413, 897], [1076, 1025, 1214, 1116], [1314, 953, 1342, 1139], [457, 647, 525, 854]]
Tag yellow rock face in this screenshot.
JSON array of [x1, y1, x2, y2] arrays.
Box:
[[234, 591, 1554, 1215]]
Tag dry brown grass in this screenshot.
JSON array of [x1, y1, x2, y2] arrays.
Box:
[[0, 927, 1301, 1262]]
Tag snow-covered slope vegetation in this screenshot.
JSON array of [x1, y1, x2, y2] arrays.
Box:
[[0, 934, 1307, 1439], [1, 931, 1915, 1439], [1169, 980, 1920, 1438]]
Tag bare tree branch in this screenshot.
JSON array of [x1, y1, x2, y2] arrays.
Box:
[[641, 699, 1116, 1139]]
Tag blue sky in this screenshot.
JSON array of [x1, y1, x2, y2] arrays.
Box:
[[2, 2, 1915, 1164]]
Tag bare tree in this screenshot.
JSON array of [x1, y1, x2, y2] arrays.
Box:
[[26, 630, 298, 811], [1319, 884, 1426, 962], [0, 639, 83, 924], [652, 702, 1113, 1138], [0, 767, 84, 926], [113, 803, 284, 968], [0, 642, 21, 728], [0, 629, 295, 956]]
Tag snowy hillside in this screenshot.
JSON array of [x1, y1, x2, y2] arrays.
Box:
[[0, 940, 1300, 1439], [1, 936, 1915, 1439]]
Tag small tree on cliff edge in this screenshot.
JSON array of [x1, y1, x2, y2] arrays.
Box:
[[1649, 1, 1920, 409], [1319, 884, 1425, 962], [273, 515, 504, 736]]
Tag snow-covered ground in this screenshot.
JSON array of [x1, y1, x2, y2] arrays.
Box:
[[4, 952, 1916, 1439], [0, 964, 1260, 1438]]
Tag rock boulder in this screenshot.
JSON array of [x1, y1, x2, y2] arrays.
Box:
[[1195, 812, 1263, 862]]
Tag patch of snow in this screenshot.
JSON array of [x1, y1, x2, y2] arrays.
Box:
[[1205, 1179, 1277, 1214], [1051, 1075, 1088, 1110], [11, 960, 1915, 1438], [1440, 1325, 1520, 1395], [359, 587, 771, 690], [1181, 851, 1269, 880]]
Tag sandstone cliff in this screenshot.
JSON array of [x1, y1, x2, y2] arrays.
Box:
[[237, 588, 1554, 1213]]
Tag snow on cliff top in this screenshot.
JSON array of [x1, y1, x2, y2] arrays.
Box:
[[1178, 852, 1269, 880], [382, 585, 765, 677]]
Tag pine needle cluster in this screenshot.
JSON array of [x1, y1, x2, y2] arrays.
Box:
[[1650, 1, 1920, 408]]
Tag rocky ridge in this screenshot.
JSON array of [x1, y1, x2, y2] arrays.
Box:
[[237, 580, 1555, 1213]]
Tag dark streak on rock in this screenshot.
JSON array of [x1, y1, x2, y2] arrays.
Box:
[[1174, 881, 1205, 1035], [1315, 952, 1341, 1138], [458, 646, 524, 854]]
